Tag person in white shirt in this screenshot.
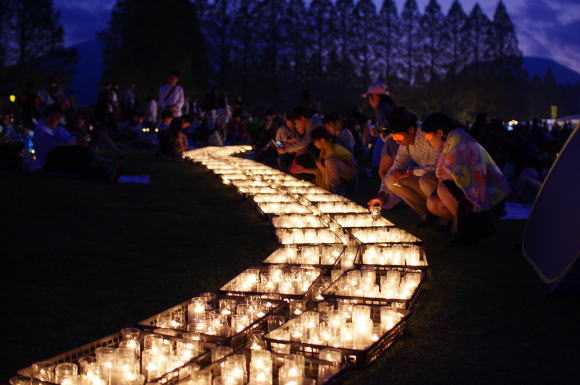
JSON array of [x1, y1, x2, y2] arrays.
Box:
[[32, 105, 79, 168], [144, 96, 158, 127], [158, 71, 185, 118], [368, 107, 442, 225]]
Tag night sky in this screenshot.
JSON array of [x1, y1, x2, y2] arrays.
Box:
[[54, 0, 580, 73]]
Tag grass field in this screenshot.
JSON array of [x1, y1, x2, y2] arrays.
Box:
[[1, 149, 579, 385]]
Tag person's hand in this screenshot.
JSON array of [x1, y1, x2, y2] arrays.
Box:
[[315, 159, 323, 169], [289, 162, 305, 175], [390, 170, 412, 183], [367, 197, 384, 209]]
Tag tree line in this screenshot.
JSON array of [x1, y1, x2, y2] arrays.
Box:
[[0, 0, 578, 121], [99, 0, 579, 121]]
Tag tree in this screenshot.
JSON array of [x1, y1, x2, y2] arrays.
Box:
[[306, 0, 335, 84], [378, 0, 399, 83], [100, 0, 208, 96], [464, 3, 491, 66], [283, 0, 308, 84], [486, 1, 521, 60], [446, 0, 467, 76], [0, 0, 10, 87], [400, 0, 421, 85], [232, 0, 260, 99], [352, 0, 377, 87], [334, 0, 355, 90], [0, 0, 9, 64], [420, 0, 446, 83], [7, 0, 65, 73], [256, 0, 286, 99], [209, 0, 237, 87]]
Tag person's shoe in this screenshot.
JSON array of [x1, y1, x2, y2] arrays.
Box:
[[416, 213, 438, 227], [381, 193, 403, 210]]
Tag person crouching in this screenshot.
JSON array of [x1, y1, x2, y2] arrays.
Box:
[[309, 126, 358, 195]]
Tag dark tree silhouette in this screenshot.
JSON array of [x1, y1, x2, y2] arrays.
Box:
[[99, 0, 208, 96], [378, 0, 399, 83], [446, 0, 467, 76], [420, 0, 446, 83], [400, 0, 421, 85]]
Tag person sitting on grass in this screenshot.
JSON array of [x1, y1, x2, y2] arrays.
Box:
[[299, 126, 358, 194], [323, 112, 355, 154], [157, 110, 173, 133], [0, 113, 23, 144], [33, 105, 116, 180], [421, 112, 510, 240], [158, 120, 188, 160], [0, 113, 25, 169]]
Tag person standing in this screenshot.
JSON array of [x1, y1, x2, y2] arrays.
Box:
[[123, 82, 137, 118], [144, 96, 158, 128], [362, 82, 400, 208], [158, 71, 185, 118]]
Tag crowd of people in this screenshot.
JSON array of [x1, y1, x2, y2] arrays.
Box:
[[1, 74, 576, 242]]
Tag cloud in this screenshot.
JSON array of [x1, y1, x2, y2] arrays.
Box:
[[515, 0, 580, 73]]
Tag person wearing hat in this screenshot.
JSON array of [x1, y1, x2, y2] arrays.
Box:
[[367, 106, 441, 226], [362, 81, 400, 208]]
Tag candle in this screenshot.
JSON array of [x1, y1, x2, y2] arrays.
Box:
[[32, 361, 55, 382], [318, 348, 342, 384], [54, 363, 78, 385]]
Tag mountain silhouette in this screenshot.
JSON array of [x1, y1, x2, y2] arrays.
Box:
[[522, 57, 580, 85], [71, 40, 103, 106]]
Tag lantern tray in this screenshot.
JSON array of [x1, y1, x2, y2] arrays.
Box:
[[17, 329, 215, 385], [138, 296, 288, 350], [220, 266, 325, 301], [197, 347, 351, 385], [355, 244, 429, 271], [264, 307, 412, 368], [322, 269, 424, 309]]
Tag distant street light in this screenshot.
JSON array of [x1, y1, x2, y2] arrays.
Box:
[[9, 95, 16, 103]]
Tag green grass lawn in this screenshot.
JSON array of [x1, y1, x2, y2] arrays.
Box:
[[1, 149, 579, 384]]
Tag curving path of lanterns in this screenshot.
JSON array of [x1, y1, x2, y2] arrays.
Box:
[[15, 145, 428, 385], [181, 146, 428, 374]]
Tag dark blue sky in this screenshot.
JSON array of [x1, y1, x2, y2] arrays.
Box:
[[54, 0, 580, 73]]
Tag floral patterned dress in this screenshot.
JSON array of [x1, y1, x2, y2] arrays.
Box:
[[436, 128, 510, 212]]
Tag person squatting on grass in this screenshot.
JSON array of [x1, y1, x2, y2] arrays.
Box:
[[368, 107, 441, 226], [421, 112, 510, 241]]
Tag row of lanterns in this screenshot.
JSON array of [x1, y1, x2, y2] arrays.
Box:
[[14, 146, 427, 385]]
